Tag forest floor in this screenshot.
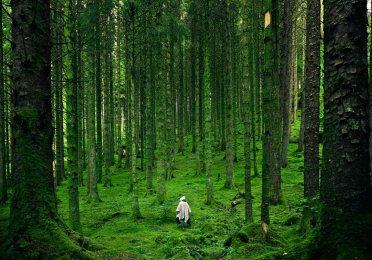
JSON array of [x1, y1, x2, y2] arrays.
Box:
[[0, 111, 320, 260]]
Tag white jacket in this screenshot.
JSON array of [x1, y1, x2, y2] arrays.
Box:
[[176, 200, 191, 222]]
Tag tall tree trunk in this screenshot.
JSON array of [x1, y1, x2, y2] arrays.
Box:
[[204, 0, 213, 205], [224, 0, 234, 189], [77, 30, 83, 187], [0, 0, 6, 205], [96, 2, 103, 183], [65, 0, 81, 232], [156, 31, 166, 204], [103, 0, 112, 187], [269, 0, 282, 206], [146, 12, 153, 193], [309, 0, 372, 258], [251, 0, 258, 178], [297, 8, 306, 152], [88, 27, 100, 203], [304, 0, 320, 199], [242, 0, 253, 222], [178, 36, 184, 154], [261, 0, 278, 228], [292, 5, 298, 123], [117, 9, 123, 169], [1, 1, 93, 257], [125, 26, 131, 170], [280, 0, 291, 168]]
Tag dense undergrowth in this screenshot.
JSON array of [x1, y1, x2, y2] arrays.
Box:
[[0, 112, 318, 259]]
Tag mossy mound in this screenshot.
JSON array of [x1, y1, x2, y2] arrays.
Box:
[[203, 246, 225, 259], [172, 250, 194, 260], [228, 223, 288, 248], [180, 233, 198, 246], [225, 243, 265, 260], [201, 222, 216, 233]]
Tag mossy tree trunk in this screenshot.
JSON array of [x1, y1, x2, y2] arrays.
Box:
[[96, 1, 103, 184], [280, 0, 291, 168], [77, 28, 83, 187], [269, 0, 282, 206], [242, 0, 253, 222], [0, 0, 6, 205], [251, 0, 258, 178], [261, 0, 277, 226], [103, 0, 112, 187], [156, 30, 166, 204], [116, 8, 123, 169], [308, 0, 372, 258], [178, 35, 184, 155], [224, 0, 234, 189], [292, 4, 298, 124], [297, 6, 306, 152], [2, 1, 93, 258], [204, 0, 213, 205], [54, 12, 62, 187], [64, 0, 81, 232], [124, 25, 131, 170], [146, 9, 153, 193], [87, 1, 100, 203]]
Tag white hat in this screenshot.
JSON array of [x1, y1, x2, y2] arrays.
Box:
[[180, 196, 185, 201]]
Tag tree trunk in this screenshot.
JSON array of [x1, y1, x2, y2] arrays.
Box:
[[96, 1, 103, 183], [297, 9, 306, 152], [1, 1, 93, 257], [65, 0, 81, 232], [304, 0, 320, 199], [243, 0, 253, 222], [156, 31, 166, 204], [0, 0, 6, 205], [103, 0, 112, 187], [280, 0, 291, 168], [308, 0, 372, 258], [224, 0, 234, 189], [292, 6, 298, 123], [204, 0, 213, 205], [117, 9, 122, 169]]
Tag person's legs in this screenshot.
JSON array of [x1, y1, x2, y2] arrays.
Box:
[[181, 219, 185, 228], [187, 218, 191, 227]]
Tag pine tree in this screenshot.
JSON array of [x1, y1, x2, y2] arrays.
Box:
[[0, 0, 6, 205], [308, 0, 372, 257], [1, 1, 93, 257], [96, 1, 103, 184], [224, 0, 234, 189], [65, 0, 81, 232], [204, 0, 213, 205], [156, 30, 166, 204], [242, 0, 253, 222], [304, 0, 320, 199], [280, 0, 291, 168]]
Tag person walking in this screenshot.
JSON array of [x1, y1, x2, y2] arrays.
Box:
[[176, 196, 191, 229]]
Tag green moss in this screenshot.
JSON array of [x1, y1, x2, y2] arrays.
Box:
[[0, 111, 312, 259], [201, 222, 216, 233], [307, 211, 372, 260]]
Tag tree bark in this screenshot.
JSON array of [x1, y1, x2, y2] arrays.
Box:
[[1, 1, 93, 257], [308, 0, 372, 258], [224, 0, 234, 189], [304, 0, 320, 198], [280, 0, 291, 168]]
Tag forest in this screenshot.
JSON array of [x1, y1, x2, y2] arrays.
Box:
[[0, 0, 372, 259]]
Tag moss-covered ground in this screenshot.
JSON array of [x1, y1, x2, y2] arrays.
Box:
[[0, 112, 318, 259]]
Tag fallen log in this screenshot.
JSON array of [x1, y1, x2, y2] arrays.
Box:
[[231, 200, 241, 208]]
